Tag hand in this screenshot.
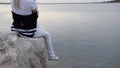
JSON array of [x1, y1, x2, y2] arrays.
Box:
[[32, 8, 39, 17]]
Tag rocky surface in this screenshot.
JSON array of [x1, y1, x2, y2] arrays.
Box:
[[0, 33, 47, 68]]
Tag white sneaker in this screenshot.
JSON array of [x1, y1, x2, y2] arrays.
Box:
[[49, 56, 59, 61]]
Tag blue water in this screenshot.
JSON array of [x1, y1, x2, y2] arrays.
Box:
[[0, 3, 120, 68]]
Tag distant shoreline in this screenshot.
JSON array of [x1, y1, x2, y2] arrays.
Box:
[[0, 2, 120, 4]]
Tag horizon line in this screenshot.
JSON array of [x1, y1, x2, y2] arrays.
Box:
[[0, 2, 119, 4]]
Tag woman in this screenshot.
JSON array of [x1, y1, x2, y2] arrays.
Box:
[[10, 0, 59, 60]]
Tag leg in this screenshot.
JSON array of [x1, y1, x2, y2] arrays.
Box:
[[33, 27, 58, 60]]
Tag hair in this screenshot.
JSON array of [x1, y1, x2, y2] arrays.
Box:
[[13, 0, 20, 9]]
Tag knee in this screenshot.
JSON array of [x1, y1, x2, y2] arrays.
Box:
[[42, 31, 51, 39], [44, 31, 51, 37], [47, 31, 51, 35]]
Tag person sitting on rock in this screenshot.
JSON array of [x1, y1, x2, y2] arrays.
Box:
[[10, 0, 59, 60]]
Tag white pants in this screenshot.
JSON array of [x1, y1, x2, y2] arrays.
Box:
[[33, 25, 55, 57]]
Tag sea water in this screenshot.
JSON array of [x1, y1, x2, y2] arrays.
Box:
[[0, 3, 120, 68]]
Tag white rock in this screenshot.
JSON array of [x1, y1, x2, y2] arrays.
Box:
[[0, 33, 47, 68]]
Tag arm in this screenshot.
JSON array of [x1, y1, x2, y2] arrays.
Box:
[[30, 0, 39, 15]]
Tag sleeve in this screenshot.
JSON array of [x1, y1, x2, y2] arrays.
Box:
[[29, 0, 37, 10]]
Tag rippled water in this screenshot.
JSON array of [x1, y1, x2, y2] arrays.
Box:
[[0, 3, 120, 68]]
